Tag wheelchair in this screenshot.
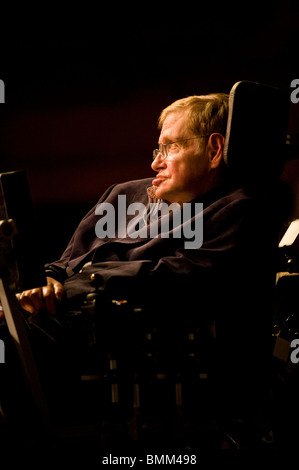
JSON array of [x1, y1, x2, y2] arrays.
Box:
[[0, 80, 297, 458]]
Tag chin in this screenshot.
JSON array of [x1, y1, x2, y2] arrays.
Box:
[[154, 186, 164, 199], [156, 188, 170, 201], [155, 183, 177, 202]]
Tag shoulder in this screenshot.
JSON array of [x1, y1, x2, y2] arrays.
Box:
[[113, 177, 153, 192], [204, 185, 253, 215], [201, 185, 260, 238], [94, 178, 154, 207], [103, 177, 153, 203]]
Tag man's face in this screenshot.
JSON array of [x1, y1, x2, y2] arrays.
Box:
[[151, 111, 211, 203]]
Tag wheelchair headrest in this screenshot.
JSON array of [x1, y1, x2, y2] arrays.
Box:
[[223, 81, 290, 184]]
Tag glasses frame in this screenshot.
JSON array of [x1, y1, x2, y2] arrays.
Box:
[[152, 135, 210, 161]]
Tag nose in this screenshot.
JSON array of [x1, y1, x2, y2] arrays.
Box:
[[151, 152, 167, 172]]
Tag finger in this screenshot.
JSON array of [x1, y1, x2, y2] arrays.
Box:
[[46, 277, 64, 302], [42, 285, 57, 315], [53, 283, 64, 302], [18, 292, 37, 314], [28, 288, 46, 312], [19, 288, 45, 314]]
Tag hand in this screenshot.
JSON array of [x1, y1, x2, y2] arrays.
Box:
[[17, 277, 64, 315]]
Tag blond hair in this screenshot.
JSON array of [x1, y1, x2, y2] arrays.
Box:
[[158, 93, 229, 137]]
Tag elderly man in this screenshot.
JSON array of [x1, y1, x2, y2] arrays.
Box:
[[18, 93, 251, 315], [14, 92, 279, 447]]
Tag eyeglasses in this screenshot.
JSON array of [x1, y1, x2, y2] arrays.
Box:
[[152, 135, 209, 161]]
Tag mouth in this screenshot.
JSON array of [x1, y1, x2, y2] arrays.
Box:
[[152, 174, 168, 186]]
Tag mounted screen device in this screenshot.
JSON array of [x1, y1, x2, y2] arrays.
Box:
[[0, 169, 49, 428], [0, 169, 46, 291]]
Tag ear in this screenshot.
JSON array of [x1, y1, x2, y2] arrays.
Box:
[[207, 133, 225, 169]]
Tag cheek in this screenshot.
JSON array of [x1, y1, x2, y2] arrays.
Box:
[[190, 155, 209, 178], [169, 164, 189, 186], [175, 161, 205, 184], [168, 151, 208, 184]]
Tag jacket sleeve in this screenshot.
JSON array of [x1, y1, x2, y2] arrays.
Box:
[[44, 183, 117, 282]]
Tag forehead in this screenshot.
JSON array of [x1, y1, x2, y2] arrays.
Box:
[[159, 111, 191, 142]]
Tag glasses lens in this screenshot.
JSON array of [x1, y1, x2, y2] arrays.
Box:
[[159, 144, 167, 158], [153, 145, 167, 160]]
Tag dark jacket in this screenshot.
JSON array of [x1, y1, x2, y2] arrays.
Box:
[[37, 176, 283, 417], [44, 177, 277, 322]]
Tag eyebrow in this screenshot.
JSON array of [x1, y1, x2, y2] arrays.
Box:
[[158, 136, 188, 145], [158, 129, 178, 144]]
